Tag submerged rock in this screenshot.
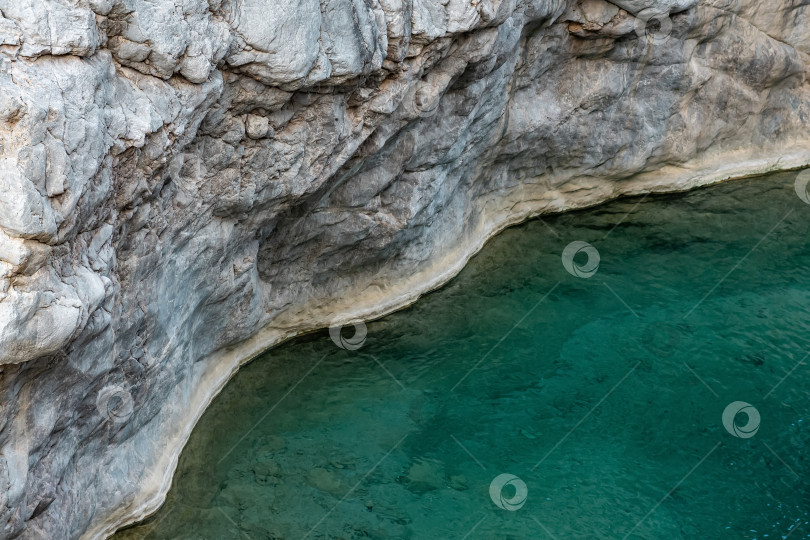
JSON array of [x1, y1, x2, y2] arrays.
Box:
[[406, 458, 446, 493], [305, 467, 343, 496], [0, 0, 807, 537]]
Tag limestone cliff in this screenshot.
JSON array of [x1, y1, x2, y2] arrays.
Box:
[[0, 0, 807, 537]]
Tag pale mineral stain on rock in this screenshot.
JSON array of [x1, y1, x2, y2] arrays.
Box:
[[244, 113, 270, 139]]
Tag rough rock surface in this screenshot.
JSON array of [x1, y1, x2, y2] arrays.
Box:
[[0, 0, 807, 538]]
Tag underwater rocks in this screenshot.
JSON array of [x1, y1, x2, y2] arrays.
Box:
[[0, 0, 808, 537]]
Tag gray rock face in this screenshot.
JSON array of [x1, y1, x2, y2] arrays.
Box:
[[0, 0, 807, 538]]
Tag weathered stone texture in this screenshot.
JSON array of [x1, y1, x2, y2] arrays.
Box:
[[0, 0, 807, 538]]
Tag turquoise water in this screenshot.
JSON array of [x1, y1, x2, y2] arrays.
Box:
[[117, 171, 810, 539]]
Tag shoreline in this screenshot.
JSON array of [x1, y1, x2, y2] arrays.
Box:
[[91, 145, 810, 539]]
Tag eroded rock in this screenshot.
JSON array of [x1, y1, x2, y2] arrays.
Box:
[[0, 1, 807, 538]]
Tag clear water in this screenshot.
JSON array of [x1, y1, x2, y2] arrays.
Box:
[[116, 171, 810, 540]]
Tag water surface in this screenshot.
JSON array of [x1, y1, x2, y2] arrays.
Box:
[[117, 171, 810, 539]]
